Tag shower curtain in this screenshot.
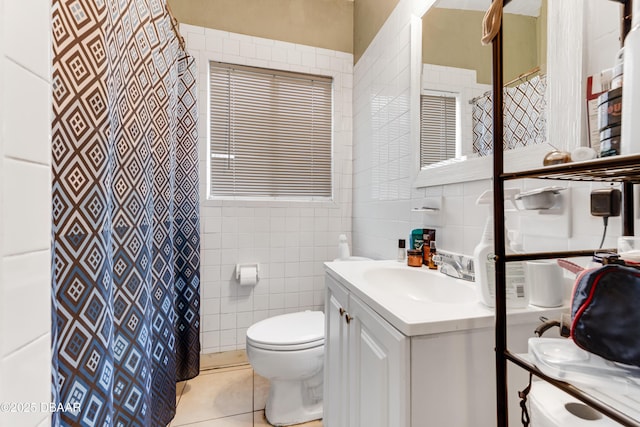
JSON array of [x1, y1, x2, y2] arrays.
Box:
[[472, 74, 547, 156], [51, 0, 200, 426]]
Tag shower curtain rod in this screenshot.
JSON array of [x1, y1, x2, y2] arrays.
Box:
[[468, 66, 542, 104], [166, 3, 186, 51], [504, 65, 540, 87]]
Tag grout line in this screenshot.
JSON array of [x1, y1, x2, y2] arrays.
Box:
[[4, 56, 51, 85], [173, 411, 257, 427], [1, 330, 50, 359], [198, 363, 251, 376], [2, 248, 50, 259], [3, 155, 51, 168]]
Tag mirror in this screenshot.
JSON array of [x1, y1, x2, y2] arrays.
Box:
[[413, 0, 622, 187], [418, 0, 546, 166]]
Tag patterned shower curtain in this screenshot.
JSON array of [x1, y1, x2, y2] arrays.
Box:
[[50, 0, 200, 426], [472, 74, 547, 156]]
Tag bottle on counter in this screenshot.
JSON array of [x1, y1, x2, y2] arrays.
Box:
[[398, 239, 406, 262], [407, 249, 423, 267], [427, 241, 438, 270]]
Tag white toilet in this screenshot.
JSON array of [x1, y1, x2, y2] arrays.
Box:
[[529, 381, 621, 426], [246, 311, 325, 426]]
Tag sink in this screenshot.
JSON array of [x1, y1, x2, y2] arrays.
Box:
[[326, 259, 565, 337], [362, 266, 478, 304]]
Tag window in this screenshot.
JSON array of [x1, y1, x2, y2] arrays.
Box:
[[420, 93, 458, 167], [209, 62, 333, 199]]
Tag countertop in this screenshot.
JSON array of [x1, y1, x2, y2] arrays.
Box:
[[325, 259, 568, 337]]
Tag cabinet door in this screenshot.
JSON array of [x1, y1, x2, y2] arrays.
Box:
[[324, 275, 350, 427], [348, 295, 410, 427]]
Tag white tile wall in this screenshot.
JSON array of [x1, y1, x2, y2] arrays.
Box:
[[0, 0, 5, 415], [352, 0, 432, 260], [584, 0, 621, 78], [181, 24, 354, 353], [0, 0, 52, 426]]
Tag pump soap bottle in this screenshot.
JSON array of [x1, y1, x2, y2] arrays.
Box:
[[473, 189, 529, 308]]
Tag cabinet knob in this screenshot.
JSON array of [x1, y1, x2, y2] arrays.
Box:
[[345, 314, 353, 324], [339, 307, 346, 317]]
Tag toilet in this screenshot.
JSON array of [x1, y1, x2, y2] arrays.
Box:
[[246, 311, 325, 426], [529, 381, 621, 426]]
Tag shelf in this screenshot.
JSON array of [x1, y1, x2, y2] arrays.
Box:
[[491, 4, 640, 426], [501, 154, 640, 183], [504, 249, 616, 262], [506, 351, 640, 427]]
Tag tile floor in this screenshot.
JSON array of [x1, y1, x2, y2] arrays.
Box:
[[171, 364, 323, 427]]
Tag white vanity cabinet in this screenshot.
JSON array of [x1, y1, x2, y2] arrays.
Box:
[[324, 274, 410, 427], [324, 261, 566, 427]]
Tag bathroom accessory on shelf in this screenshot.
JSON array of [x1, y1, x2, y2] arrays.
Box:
[[526, 260, 564, 307], [411, 196, 442, 212], [571, 263, 640, 367], [411, 197, 443, 225], [236, 263, 259, 286], [529, 337, 640, 393], [515, 186, 566, 210], [474, 189, 529, 308]]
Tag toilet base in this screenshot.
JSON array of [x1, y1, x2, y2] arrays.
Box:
[[264, 371, 323, 426]]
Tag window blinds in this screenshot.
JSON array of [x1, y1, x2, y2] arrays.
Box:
[[420, 94, 457, 167], [209, 62, 333, 199]]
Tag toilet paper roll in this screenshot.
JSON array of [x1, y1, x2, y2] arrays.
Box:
[[239, 265, 258, 286]]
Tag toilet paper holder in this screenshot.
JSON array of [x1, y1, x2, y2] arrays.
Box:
[[236, 263, 260, 283]]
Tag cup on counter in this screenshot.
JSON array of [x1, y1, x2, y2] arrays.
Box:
[[525, 260, 564, 308], [617, 236, 640, 263]]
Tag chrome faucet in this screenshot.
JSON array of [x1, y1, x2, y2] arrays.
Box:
[[435, 252, 475, 282]]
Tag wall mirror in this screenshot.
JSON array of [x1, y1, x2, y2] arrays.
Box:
[[413, 0, 620, 188]]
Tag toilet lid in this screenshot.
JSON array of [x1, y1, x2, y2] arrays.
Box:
[[247, 311, 324, 351]]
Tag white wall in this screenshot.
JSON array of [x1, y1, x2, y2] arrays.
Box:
[[0, 0, 52, 426], [584, 0, 621, 78], [352, 1, 428, 260], [181, 24, 354, 353], [353, 0, 627, 261]]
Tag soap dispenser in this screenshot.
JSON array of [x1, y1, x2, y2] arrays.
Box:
[[473, 190, 528, 308], [337, 234, 350, 260]]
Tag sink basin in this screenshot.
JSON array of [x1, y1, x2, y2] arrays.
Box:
[[325, 259, 565, 337], [362, 266, 478, 304]]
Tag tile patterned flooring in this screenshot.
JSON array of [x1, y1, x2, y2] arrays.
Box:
[[171, 364, 323, 427]]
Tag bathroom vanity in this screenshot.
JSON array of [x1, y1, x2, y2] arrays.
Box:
[[323, 260, 566, 427]]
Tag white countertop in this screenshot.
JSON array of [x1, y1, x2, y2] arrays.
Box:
[[325, 259, 568, 337]]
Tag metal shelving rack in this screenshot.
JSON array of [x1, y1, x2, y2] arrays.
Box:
[[492, 1, 640, 426]]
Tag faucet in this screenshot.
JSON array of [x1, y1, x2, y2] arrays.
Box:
[[436, 252, 475, 282]]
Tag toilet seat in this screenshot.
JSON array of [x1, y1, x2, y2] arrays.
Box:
[[247, 311, 324, 351]]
